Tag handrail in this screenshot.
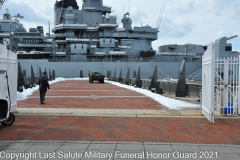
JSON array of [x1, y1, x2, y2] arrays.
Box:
[[188, 69, 202, 80], [151, 61, 171, 78]]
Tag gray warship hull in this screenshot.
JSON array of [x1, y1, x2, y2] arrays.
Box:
[[18, 59, 201, 79]]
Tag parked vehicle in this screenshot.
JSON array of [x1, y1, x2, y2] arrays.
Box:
[[0, 71, 15, 126], [88, 72, 105, 83]]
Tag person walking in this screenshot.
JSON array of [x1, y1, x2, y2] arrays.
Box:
[[38, 71, 50, 104]]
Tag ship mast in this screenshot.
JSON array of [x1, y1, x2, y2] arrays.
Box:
[[0, 0, 6, 10]]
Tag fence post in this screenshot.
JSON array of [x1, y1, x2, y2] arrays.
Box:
[[238, 56, 240, 114], [223, 59, 229, 113]]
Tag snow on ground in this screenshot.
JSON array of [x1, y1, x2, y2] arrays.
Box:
[[106, 80, 200, 110], [17, 86, 38, 101], [17, 77, 200, 110], [17, 77, 65, 101], [17, 77, 91, 101], [68, 78, 89, 80]]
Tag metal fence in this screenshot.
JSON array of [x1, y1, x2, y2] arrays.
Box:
[[202, 43, 240, 123], [215, 57, 240, 116]]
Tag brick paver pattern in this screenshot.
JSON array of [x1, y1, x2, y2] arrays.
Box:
[[18, 80, 166, 109], [0, 115, 240, 145], [6, 80, 240, 145]]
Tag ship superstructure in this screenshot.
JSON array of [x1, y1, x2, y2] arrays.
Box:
[[0, 8, 53, 58], [0, 0, 230, 79], [52, 0, 158, 62], [0, 0, 206, 63]]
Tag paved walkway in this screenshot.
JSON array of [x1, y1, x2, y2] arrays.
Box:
[[2, 80, 239, 159], [18, 81, 167, 110], [1, 115, 240, 144], [0, 141, 239, 160]]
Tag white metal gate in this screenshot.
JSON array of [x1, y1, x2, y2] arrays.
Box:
[[202, 43, 240, 123], [215, 57, 240, 116], [202, 43, 215, 123]]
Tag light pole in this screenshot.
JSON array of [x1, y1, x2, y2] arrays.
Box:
[[9, 13, 24, 52]]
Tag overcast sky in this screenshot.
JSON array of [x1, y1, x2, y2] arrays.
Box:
[[2, 0, 240, 51]]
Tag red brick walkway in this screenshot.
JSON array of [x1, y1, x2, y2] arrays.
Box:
[[13, 80, 240, 145], [18, 80, 166, 109], [1, 115, 240, 145]]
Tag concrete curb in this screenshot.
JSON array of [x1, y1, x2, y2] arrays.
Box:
[[14, 108, 239, 118]]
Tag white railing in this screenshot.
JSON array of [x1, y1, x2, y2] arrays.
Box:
[[202, 43, 240, 123], [215, 57, 240, 115], [188, 69, 202, 80]]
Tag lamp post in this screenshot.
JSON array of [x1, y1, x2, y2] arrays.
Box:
[[9, 13, 24, 52]]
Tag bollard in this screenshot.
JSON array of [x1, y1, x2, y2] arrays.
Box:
[[80, 70, 83, 78]]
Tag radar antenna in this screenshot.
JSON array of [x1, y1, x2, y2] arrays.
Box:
[[0, 0, 6, 10], [129, 0, 130, 15], [157, 0, 166, 30]]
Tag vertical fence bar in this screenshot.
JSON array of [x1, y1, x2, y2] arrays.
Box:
[[232, 58, 234, 114], [229, 58, 231, 115], [216, 58, 219, 113], [238, 56, 240, 114], [235, 57, 237, 113], [224, 58, 228, 114], [216, 58, 218, 113], [233, 57, 235, 114], [235, 57, 237, 114], [236, 57, 238, 114], [219, 58, 222, 114], [232, 58, 233, 113], [234, 58, 237, 114], [238, 57, 240, 114]]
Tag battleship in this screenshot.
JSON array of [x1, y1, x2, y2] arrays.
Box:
[[0, 0, 237, 79]]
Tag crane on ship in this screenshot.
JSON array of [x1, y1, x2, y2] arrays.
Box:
[[0, 0, 6, 9]]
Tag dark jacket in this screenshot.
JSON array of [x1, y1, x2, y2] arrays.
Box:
[[38, 76, 50, 92]]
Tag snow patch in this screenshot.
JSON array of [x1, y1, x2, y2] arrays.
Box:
[[17, 77, 66, 101], [17, 77, 200, 110], [17, 77, 91, 101], [106, 80, 200, 110]]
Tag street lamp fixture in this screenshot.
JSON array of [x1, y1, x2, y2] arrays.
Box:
[[9, 13, 24, 52]]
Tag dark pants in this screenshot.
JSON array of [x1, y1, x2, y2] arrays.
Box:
[[40, 91, 46, 103]]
